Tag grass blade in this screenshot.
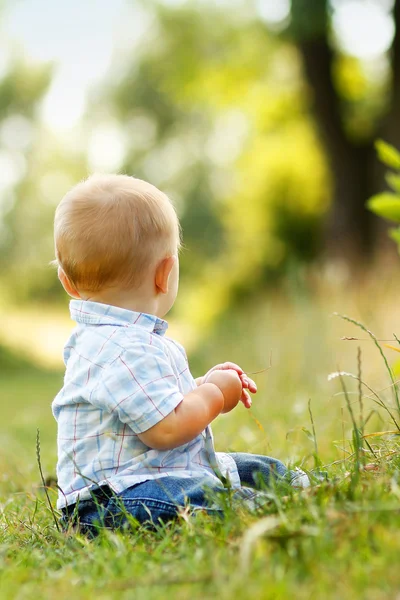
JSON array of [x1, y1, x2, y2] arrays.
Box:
[[336, 313, 400, 414], [36, 429, 60, 532]]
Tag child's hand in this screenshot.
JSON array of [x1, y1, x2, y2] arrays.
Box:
[[204, 369, 243, 413], [202, 362, 257, 409]]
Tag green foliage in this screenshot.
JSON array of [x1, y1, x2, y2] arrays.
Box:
[[77, 0, 330, 327], [367, 193, 400, 223], [0, 0, 394, 310], [0, 58, 52, 119], [367, 141, 400, 252], [1, 0, 391, 309], [0, 54, 59, 301], [0, 0, 331, 306], [0, 343, 35, 374], [386, 172, 400, 194], [376, 139, 400, 171]]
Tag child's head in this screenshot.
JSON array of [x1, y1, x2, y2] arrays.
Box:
[[54, 174, 181, 313]]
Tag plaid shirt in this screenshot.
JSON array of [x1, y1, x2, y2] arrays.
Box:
[[52, 301, 240, 509]]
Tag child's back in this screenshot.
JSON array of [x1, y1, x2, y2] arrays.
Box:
[[53, 300, 236, 509], [53, 174, 308, 533]]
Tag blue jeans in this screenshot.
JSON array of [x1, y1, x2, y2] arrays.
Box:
[[61, 453, 288, 535]]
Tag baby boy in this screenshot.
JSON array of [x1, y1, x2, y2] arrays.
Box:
[[52, 174, 308, 534]]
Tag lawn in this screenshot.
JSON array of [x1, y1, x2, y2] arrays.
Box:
[[2, 279, 400, 599]]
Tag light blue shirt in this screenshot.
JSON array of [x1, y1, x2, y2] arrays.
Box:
[[52, 301, 240, 509]]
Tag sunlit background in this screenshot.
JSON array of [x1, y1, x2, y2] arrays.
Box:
[[1, 0, 400, 486]]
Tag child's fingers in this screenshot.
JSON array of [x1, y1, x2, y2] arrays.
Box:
[[241, 389, 252, 408], [240, 374, 257, 393], [246, 377, 257, 393], [219, 362, 244, 375], [240, 374, 248, 387], [204, 362, 244, 382]]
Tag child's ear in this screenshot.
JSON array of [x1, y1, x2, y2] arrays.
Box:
[[58, 266, 81, 299], [155, 255, 176, 295]]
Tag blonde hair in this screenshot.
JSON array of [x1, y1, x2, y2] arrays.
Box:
[[54, 174, 180, 293]]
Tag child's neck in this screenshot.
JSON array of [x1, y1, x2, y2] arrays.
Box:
[[82, 288, 162, 318]]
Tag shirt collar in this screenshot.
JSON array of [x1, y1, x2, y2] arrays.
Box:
[[69, 300, 169, 336]]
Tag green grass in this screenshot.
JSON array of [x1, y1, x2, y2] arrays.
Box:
[[2, 288, 400, 599], [3, 459, 400, 599]]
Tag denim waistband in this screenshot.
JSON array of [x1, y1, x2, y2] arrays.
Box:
[[61, 485, 114, 516]]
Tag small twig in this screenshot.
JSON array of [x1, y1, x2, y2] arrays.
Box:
[[329, 371, 400, 431], [336, 314, 400, 414], [245, 367, 270, 375], [36, 429, 60, 532], [248, 410, 267, 434], [342, 337, 398, 342], [321, 448, 399, 470], [362, 430, 400, 438], [245, 352, 272, 376]]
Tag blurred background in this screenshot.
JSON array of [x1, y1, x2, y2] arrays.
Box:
[[1, 0, 400, 490]]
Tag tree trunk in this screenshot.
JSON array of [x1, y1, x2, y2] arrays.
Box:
[[385, 0, 400, 146], [298, 36, 376, 261]]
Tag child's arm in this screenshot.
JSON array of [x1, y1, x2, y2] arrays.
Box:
[[137, 370, 242, 450], [197, 362, 257, 408]]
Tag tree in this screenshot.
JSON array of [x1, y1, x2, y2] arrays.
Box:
[[0, 55, 55, 294], [288, 0, 400, 259], [88, 1, 329, 326]]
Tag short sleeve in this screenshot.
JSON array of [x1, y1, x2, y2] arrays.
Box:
[[94, 342, 184, 433]]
